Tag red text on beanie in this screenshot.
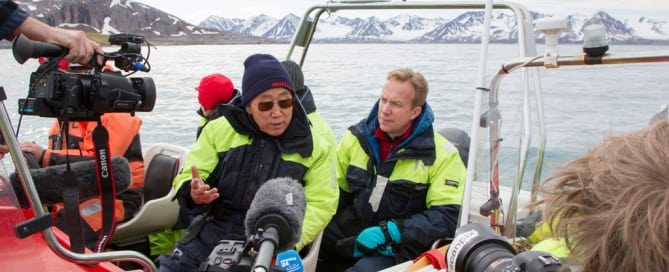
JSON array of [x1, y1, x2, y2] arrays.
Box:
[[195, 73, 235, 110]]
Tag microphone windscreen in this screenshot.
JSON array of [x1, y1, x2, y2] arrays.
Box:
[[245, 177, 306, 252], [10, 156, 132, 207], [276, 249, 305, 272]]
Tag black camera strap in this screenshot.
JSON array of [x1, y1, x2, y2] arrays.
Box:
[[60, 119, 86, 253], [62, 170, 86, 253], [91, 119, 117, 253]]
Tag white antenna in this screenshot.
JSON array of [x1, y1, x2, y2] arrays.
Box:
[[535, 18, 567, 68]]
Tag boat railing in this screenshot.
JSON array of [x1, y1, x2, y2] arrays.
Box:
[[484, 50, 669, 238], [0, 93, 157, 271], [286, 1, 539, 64]]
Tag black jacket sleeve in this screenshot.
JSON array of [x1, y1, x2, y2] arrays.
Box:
[[396, 204, 461, 261]]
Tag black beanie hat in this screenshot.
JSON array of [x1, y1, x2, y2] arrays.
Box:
[[241, 54, 294, 106], [281, 60, 304, 91]]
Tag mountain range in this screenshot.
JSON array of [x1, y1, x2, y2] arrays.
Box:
[[200, 10, 669, 44], [11, 0, 669, 45]]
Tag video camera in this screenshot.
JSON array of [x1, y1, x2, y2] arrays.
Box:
[[199, 231, 285, 272], [12, 33, 156, 121], [199, 240, 253, 272], [446, 223, 564, 272]]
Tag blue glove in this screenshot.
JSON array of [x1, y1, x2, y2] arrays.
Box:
[[354, 221, 401, 257]]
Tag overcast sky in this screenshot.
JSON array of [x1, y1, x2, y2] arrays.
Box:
[[136, 0, 669, 25]]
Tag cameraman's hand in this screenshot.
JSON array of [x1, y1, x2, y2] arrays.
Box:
[[16, 17, 103, 66], [50, 27, 102, 66], [354, 221, 401, 257], [189, 165, 219, 205]]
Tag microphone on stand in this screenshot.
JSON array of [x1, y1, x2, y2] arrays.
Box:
[[244, 177, 306, 272]]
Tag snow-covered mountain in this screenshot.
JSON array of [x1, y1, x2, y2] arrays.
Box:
[[10, 0, 669, 45], [13, 0, 266, 44], [200, 10, 669, 44]]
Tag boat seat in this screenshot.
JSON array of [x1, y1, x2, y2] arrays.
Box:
[[438, 127, 470, 167], [111, 144, 189, 245], [142, 153, 178, 202], [300, 231, 324, 272]]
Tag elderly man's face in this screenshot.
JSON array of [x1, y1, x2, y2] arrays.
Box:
[[246, 87, 293, 136]]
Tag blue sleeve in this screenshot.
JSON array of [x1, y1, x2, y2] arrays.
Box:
[[0, 0, 29, 40]]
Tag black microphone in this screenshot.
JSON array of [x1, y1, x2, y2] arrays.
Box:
[[244, 177, 306, 272], [10, 156, 132, 207]]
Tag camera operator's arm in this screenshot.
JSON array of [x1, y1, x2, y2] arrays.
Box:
[[0, 0, 101, 65], [18, 17, 102, 65], [0, 0, 27, 39]]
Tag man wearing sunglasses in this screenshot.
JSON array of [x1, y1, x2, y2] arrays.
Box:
[[157, 54, 338, 272], [318, 68, 467, 271]]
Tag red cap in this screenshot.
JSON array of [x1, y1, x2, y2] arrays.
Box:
[[196, 73, 235, 110]]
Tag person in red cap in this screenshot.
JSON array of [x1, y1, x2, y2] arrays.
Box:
[[194, 73, 239, 139]]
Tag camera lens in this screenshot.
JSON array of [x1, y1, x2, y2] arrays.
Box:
[[463, 243, 514, 272], [447, 223, 516, 272]]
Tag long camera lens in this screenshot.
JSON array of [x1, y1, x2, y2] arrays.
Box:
[[447, 223, 516, 272], [93, 73, 156, 113]]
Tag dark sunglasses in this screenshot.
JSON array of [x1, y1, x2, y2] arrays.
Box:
[[257, 98, 293, 112]]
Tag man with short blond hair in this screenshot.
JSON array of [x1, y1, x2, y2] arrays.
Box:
[[319, 68, 467, 271]]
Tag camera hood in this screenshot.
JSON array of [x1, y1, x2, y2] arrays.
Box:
[[12, 34, 66, 64], [446, 223, 516, 272]]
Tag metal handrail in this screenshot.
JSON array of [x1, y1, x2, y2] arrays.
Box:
[[287, 1, 538, 64], [488, 50, 669, 237]]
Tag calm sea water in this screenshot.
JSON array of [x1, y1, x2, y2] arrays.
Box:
[[1, 43, 667, 184]]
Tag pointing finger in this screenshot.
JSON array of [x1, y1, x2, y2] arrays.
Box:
[[191, 165, 201, 180]]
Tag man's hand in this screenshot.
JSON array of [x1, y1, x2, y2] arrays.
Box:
[[50, 27, 103, 65], [189, 165, 219, 205], [16, 17, 103, 66], [354, 221, 401, 257], [19, 141, 43, 163]]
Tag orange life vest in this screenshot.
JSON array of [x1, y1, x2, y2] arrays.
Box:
[[44, 113, 145, 230]]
